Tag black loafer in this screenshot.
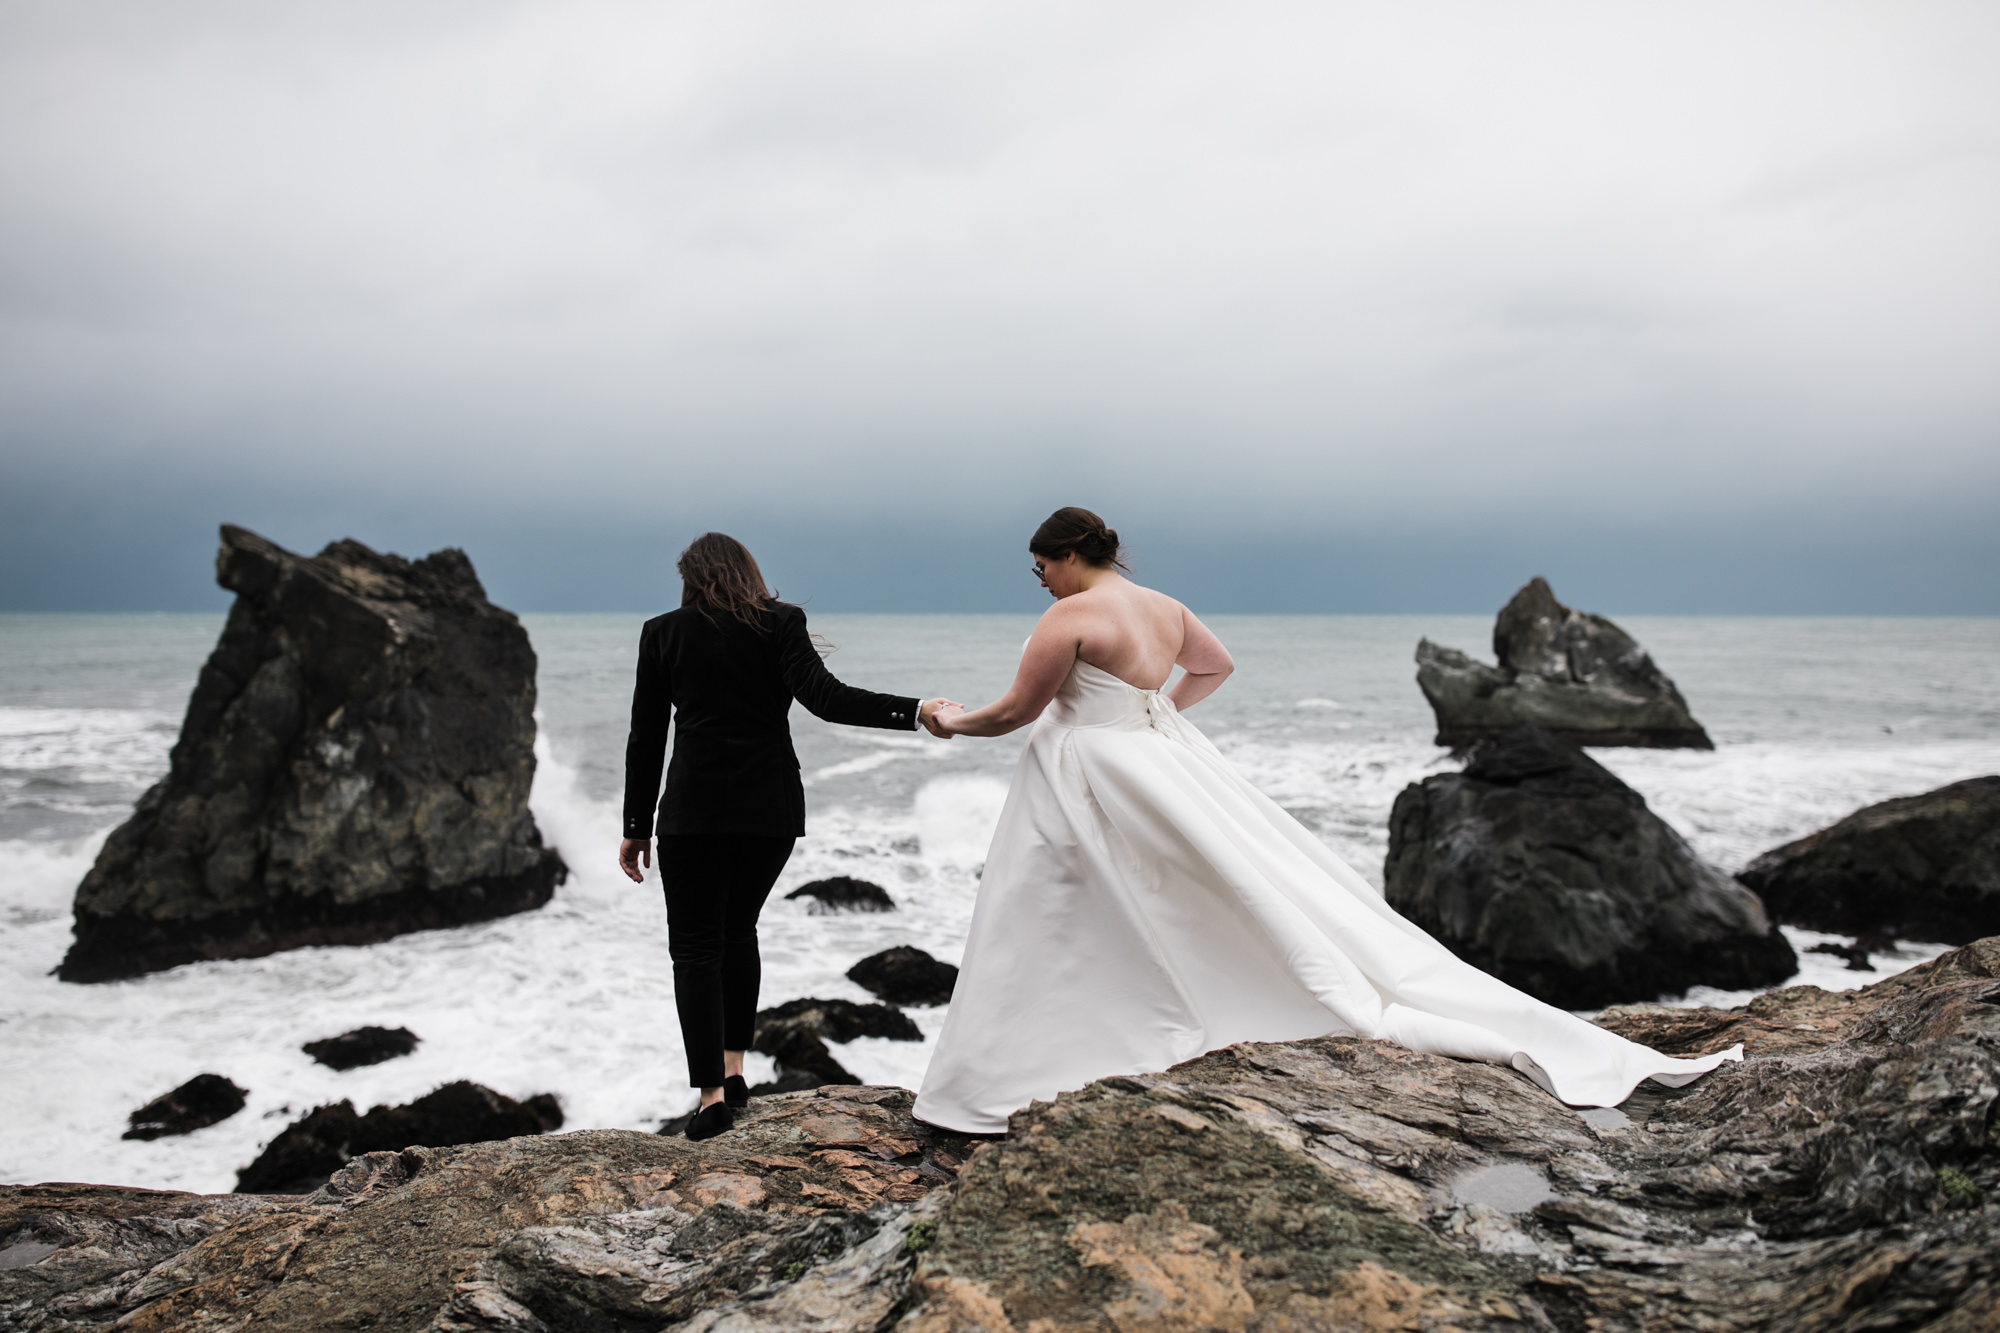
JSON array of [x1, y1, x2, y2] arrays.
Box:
[[686, 1102, 734, 1141], [723, 1074, 751, 1108]]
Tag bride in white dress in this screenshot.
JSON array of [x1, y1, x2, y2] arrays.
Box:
[[913, 507, 1741, 1135]]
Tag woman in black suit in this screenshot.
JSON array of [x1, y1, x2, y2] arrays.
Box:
[[619, 533, 950, 1140]]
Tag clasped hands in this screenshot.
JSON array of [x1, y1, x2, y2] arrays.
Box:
[[919, 698, 966, 738]]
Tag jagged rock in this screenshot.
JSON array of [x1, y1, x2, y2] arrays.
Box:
[[749, 1029, 862, 1097], [1807, 940, 1878, 971], [1385, 723, 1796, 1008], [121, 1074, 247, 1141], [1739, 775, 2000, 945], [757, 997, 924, 1045], [847, 946, 957, 1007], [1416, 576, 1713, 749], [785, 877, 897, 913], [740, 998, 926, 1099], [10, 949, 1999, 1331], [303, 1025, 421, 1070], [235, 1081, 564, 1194], [59, 526, 567, 983], [1593, 934, 2000, 1056], [1, 1087, 970, 1332]]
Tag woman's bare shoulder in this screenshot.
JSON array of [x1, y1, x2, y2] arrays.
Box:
[[1128, 581, 1190, 619]]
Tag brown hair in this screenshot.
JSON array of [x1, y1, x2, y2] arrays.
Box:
[[678, 532, 781, 628], [1030, 507, 1127, 570]]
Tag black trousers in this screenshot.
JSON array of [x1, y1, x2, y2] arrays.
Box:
[[659, 834, 796, 1087]]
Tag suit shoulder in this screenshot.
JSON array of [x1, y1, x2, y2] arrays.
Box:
[[640, 608, 699, 642]]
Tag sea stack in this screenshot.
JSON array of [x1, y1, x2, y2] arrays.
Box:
[[1415, 577, 1712, 749], [1384, 723, 1795, 1008], [59, 526, 566, 982]]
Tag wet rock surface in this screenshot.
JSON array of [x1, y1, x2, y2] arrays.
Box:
[[121, 1075, 247, 1142], [59, 525, 566, 984], [1, 1087, 971, 1333], [303, 1025, 421, 1071], [749, 1029, 864, 1098], [759, 998, 924, 1046], [235, 1081, 564, 1194], [1740, 774, 2000, 946], [747, 998, 926, 1097], [1386, 723, 1798, 1008], [847, 946, 958, 1007], [785, 877, 897, 913], [1417, 577, 1713, 749], [6, 948, 2000, 1330]]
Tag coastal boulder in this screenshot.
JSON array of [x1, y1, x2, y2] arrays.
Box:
[[747, 1029, 863, 1097], [1739, 775, 2000, 945], [756, 996, 924, 1045], [59, 525, 566, 983], [122, 1074, 247, 1141], [1416, 576, 1712, 749], [302, 1026, 421, 1071], [745, 998, 924, 1096], [1384, 723, 1795, 1008], [847, 945, 957, 1007], [236, 1081, 563, 1194], [785, 876, 897, 913]]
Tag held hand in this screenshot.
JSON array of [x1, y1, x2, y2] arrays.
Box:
[[618, 838, 652, 884], [928, 702, 966, 737], [919, 698, 962, 739]]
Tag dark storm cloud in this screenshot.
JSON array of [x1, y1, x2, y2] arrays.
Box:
[[1, 1, 1996, 610]]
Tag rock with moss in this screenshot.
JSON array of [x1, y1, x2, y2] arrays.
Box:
[[1416, 576, 1712, 749], [59, 525, 566, 983]]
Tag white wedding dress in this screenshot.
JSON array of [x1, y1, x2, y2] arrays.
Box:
[[913, 658, 1741, 1134]]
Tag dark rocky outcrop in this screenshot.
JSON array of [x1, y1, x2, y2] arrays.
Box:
[[1807, 939, 1880, 971], [59, 526, 566, 983], [749, 1029, 864, 1098], [785, 877, 897, 913], [758, 997, 924, 1046], [121, 1074, 247, 1141], [235, 1081, 563, 1194], [1739, 775, 2000, 945], [1385, 723, 1796, 1008], [10, 944, 2000, 1331], [303, 1025, 421, 1071], [847, 945, 958, 1007], [1417, 576, 1713, 749], [746, 998, 926, 1097]]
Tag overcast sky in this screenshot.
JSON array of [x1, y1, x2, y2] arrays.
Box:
[[2, 1, 1996, 613]]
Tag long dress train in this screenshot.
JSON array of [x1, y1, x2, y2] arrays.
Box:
[[913, 659, 1741, 1134]]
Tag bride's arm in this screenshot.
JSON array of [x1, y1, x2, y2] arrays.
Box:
[[1167, 607, 1233, 711], [935, 609, 1083, 737]]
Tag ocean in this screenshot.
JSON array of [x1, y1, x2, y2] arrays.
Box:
[[2, 612, 1996, 1193]]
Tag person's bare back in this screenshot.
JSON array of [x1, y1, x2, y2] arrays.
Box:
[[1060, 578, 1189, 690], [935, 536, 1233, 739]]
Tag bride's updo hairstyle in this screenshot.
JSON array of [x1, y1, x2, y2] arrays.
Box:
[[678, 532, 782, 628], [1030, 507, 1128, 571]]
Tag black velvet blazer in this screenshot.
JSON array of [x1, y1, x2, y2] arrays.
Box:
[[622, 603, 920, 839]]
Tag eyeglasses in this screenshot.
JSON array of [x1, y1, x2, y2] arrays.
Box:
[[1030, 563, 1048, 583]]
